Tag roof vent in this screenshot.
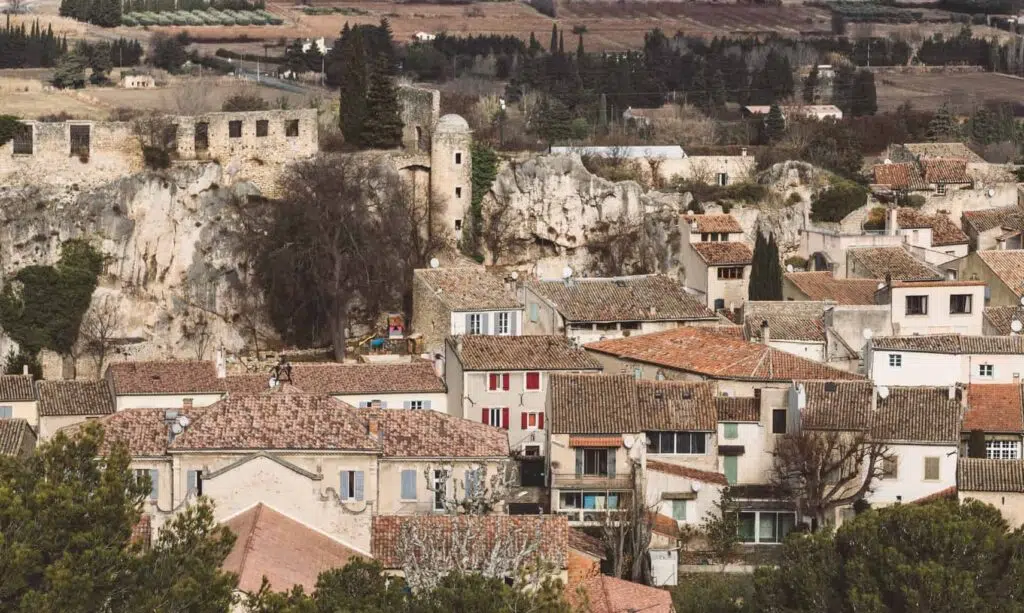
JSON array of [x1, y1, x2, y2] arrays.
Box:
[[824, 382, 837, 393], [654, 389, 664, 400]]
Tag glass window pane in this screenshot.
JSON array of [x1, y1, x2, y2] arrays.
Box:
[[583, 494, 597, 509], [677, 433, 690, 454], [660, 432, 675, 454], [672, 500, 686, 520], [738, 513, 756, 543], [759, 512, 778, 543], [607, 494, 619, 510], [779, 513, 796, 540], [692, 434, 706, 454], [647, 433, 659, 454]]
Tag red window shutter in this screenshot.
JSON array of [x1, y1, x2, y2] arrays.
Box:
[[521, 412, 528, 429], [489, 374, 498, 390], [502, 407, 510, 430], [481, 408, 489, 424], [526, 372, 540, 390], [502, 374, 510, 391], [538, 413, 544, 429]]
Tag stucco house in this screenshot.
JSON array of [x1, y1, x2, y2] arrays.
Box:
[[714, 391, 790, 487], [0, 418, 36, 459], [743, 301, 828, 363], [36, 379, 116, 441], [83, 388, 510, 554], [682, 238, 753, 312], [411, 267, 524, 355], [682, 213, 746, 243], [983, 305, 1024, 335], [845, 246, 943, 282], [944, 249, 1024, 307], [782, 271, 879, 304], [958, 458, 1024, 526], [887, 207, 970, 265], [874, 280, 986, 336], [522, 274, 719, 345], [962, 205, 1024, 251], [962, 384, 1024, 460], [444, 335, 602, 455], [0, 374, 37, 424], [867, 334, 1024, 386]]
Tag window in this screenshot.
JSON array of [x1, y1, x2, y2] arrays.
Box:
[[340, 470, 364, 501], [255, 119, 269, 137], [889, 354, 902, 368], [529, 302, 539, 322], [186, 469, 203, 496], [524, 444, 541, 456], [560, 492, 582, 509], [647, 432, 707, 455], [0, 406, 10, 419], [407, 400, 425, 410], [455, 152, 462, 164], [937, 183, 946, 195], [905, 295, 928, 315], [455, 219, 463, 232], [400, 469, 417, 500], [580, 448, 610, 476], [496, 311, 511, 335], [481, 407, 506, 428], [432, 469, 448, 511], [194, 121, 209, 152], [525, 372, 541, 391], [671, 500, 687, 521], [717, 266, 744, 280], [467, 313, 483, 334], [738, 511, 796, 544], [717, 172, 728, 186], [135, 469, 158, 500], [12, 123, 32, 155], [701, 232, 723, 242], [521, 411, 544, 430], [977, 363, 994, 378], [772, 409, 787, 434], [987, 440, 1021, 459], [228, 120, 242, 138], [455, 187, 462, 198], [950, 294, 972, 314], [285, 119, 299, 137], [882, 456, 898, 479], [723, 423, 739, 440], [923, 457, 940, 481], [488, 373, 511, 391], [69, 124, 90, 158], [655, 370, 666, 381], [633, 366, 643, 380]]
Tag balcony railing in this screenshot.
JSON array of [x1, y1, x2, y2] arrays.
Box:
[[550, 473, 633, 490], [556, 508, 624, 524]]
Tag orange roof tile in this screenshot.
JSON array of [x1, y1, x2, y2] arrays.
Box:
[[921, 158, 971, 184], [684, 213, 744, 234], [874, 162, 928, 190], [691, 242, 753, 266], [569, 435, 624, 447], [574, 575, 673, 613], [784, 271, 879, 305], [965, 384, 1024, 433], [646, 459, 728, 485]]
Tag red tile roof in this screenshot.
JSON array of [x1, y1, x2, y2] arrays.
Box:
[[684, 213, 744, 234], [978, 250, 1024, 298], [874, 162, 927, 190], [289, 360, 446, 394], [847, 246, 941, 281], [223, 504, 364, 593], [585, 327, 862, 383], [965, 384, 1023, 433], [646, 459, 729, 485], [716, 397, 760, 422], [449, 335, 603, 371], [574, 575, 673, 613], [921, 158, 971, 184], [569, 435, 625, 447], [691, 242, 753, 266], [37, 380, 115, 417], [0, 419, 34, 457], [106, 361, 223, 394], [569, 528, 607, 560], [959, 458, 1024, 492], [963, 206, 1024, 234], [527, 275, 717, 323], [367, 407, 510, 458], [896, 208, 970, 246], [871, 334, 1024, 354], [983, 306, 1024, 335], [784, 271, 879, 305], [0, 375, 35, 402], [414, 267, 521, 310], [82, 405, 208, 456]]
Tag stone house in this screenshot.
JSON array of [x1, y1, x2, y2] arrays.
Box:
[[0, 418, 36, 459], [874, 280, 986, 336], [886, 207, 970, 265], [521, 274, 718, 345], [845, 246, 943, 282], [120, 73, 155, 88], [958, 458, 1024, 526], [36, 379, 116, 441], [742, 104, 843, 121], [286, 360, 447, 411], [412, 267, 524, 355], [683, 242, 753, 312], [867, 335, 1024, 387], [0, 374, 37, 424], [782, 271, 879, 305], [682, 213, 746, 243], [743, 301, 829, 363], [84, 388, 510, 550], [444, 335, 602, 455], [944, 249, 1024, 308], [962, 384, 1024, 460], [962, 205, 1024, 251]]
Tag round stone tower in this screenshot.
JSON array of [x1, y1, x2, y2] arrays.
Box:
[[430, 114, 472, 243]]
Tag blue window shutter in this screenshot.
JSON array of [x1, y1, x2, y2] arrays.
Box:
[[354, 471, 365, 501], [530, 302, 539, 322], [149, 469, 159, 500], [607, 449, 616, 477], [358, 401, 370, 409], [379, 401, 388, 409], [0, 406, 12, 418], [187, 470, 198, 494], [510, 312, 518, 335], [339, 472, 352, 501], [403, 401, 411, 409], [401, 469, 416, 500], [481, 313, 490, 334], [575, 448, 583, 475], [424, 400, 432, 410]]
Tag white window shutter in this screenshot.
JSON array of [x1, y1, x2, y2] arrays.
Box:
[[186, 470, 198, 494], [403, 400, 411, 409]]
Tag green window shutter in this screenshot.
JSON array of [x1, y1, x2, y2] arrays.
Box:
[[724, 423, 738, 440], [672, 500, 686, 521], [723, 456, 738, 485]]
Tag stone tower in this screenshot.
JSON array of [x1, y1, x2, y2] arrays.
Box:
[[430, 114, 472, 243]]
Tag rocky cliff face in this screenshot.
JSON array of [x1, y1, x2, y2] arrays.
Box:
[[0, 163, 260, 367]]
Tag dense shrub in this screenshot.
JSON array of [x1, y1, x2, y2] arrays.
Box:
[[811, 180, 868, 223], [674, 179, 769, 206]]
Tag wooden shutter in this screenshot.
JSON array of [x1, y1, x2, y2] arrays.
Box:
[[465, 313, 473, 333], [148, 469, 159, 500], [481, 408, 489, 424], [575, 448, 583, 475], [489, 373, 498, 390], [521, 412, 528, 429], [526, 372, 540, 390], [400, 469, 416, 500], [724, 423, 738, 440], [0, 406, 11, 419], [403, 401, 411, 409], [424, 400, 432, 410], [502, 374, 510, 390], [723, 456, 738, 485], [924, 457, 940, 480], [354, 471, 365, 501], [510, 312, 518, 335], [481, 312, 490, 334], [186, 470, 198, 495], [538, 413, 544, 429], [502, 407, 510, 429]]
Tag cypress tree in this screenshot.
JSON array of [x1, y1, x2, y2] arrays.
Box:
[[576, 33, 583, 59], [850, 69, 877, 117], [749, 231, 782, 301], [549, 23, 557, 54], [558, 31, 564, 55], [360, 54, 404, 149], [338, 26, 368, 146], [710, 68, 726, 111], [928, 103, 960, 142], [803, 63, 819, 104], [765, 104, 786, 144]]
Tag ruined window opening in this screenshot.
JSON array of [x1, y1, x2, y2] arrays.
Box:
[[228, 120, 242, 138], [69, 124, 90, 159], [256, 119, 269, 137], [12, 123, 33, 155], [285, 119, 299, 137], [195, 122, 209, 153], [455, 187, 462, 198], [164, 124, 178, 151], [455, 152, 462, 164]]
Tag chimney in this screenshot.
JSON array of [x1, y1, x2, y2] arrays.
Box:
[[182, 398, 193, 411], [215, 348, 226, 379], [761, 319, 771, 345], [368, 415, 380, 438], [948, 386, 956, 401], [741, 147, 747, 157], [22, 365, 28, 377], [888, 207, 898, 236]]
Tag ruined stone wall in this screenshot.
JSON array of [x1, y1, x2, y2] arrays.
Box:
[[0, 120, 142, 187], [398, 85, 440, 152]]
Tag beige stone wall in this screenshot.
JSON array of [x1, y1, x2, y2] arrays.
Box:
[[0, 120, 142, 187], [4, 400, 38, 426], [412, 271, 452, 355], [377, 459, 505, 514], [398, 86, 440, 153], [963, 491, 1024, 527], [39, 414, 99, 441], [430, 128, 472, 241]]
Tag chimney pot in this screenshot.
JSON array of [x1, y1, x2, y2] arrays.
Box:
[[183, 398, 193, 411], [761, 319, 771, 345], [368, 416, 380, 437], [948, 386, 955, 400]]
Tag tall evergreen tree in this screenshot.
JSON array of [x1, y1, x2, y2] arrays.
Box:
[[928, 103, 960, 142], [850, 69, 877, 117], [765, 104, 786, 144], [549, 23, 557, 54], [832, 63, 855, 116], [749, 231, 782, 300], [803, 63, 819, 104], [558, 31, 564, 55], [576, 33, 584, 59], [360, 54, 404, 149], [710, 68, 727, 111], [338, 26, 368, 146]]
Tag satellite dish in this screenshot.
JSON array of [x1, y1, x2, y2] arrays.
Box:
[[883, 158, 892, 164], [268, 376, 278, 389], [691, 481, 703, 493], [1012, 320, 1023, 333], [562, 266, 574, 279], [877, 386, 890, 399], [786, 264, 794, 273], [622, 436, 633, 449], [170, 422, 184, 434], [862, 328, 874, 340], [877, 282, 886, 291], [511, 271, 519, 280], [1019, 295, 1024, 307], [429, 257, 440, 269], [178, 415, 191, 428], [988, 188, 995, 198]]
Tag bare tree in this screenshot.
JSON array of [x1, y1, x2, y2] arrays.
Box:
[[132, 113, 178, 170], [230, 281, 273, 360], [79, 295, 123, 378], [602, 462, 656, 585], [168, 78, 214, 116], [3, 0, 24, 15], [480, 192, 520, 266], [181, 310, 213, 360], [424, 460, 518, 515], [769, 429, 892, 530]]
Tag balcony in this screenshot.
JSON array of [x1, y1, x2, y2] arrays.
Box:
[[551, 473, 633, 490]]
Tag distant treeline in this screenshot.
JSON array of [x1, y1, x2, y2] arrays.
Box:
[[0, 18, 66, 69]]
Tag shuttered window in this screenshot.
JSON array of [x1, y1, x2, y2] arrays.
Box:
[[924, 457, 940, 481], [341, 470, 365, 501]]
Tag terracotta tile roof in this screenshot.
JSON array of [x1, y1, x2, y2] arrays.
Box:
[[0, 418, 34, 457], [889, 280, 984, 288], [223, 504, 363, 593], [585, 327, 863, 383], [872, 386, 962, 444], [965, 384, 1023, 433], [527, 275, 717, 323], [684, 213, 743, 234], [978, 250, 1024, 297], [873, 162, 927, 190], [369, 408, 509, 458], [963, 206, 1024, 234], [871, 334, 1024, 354], [0, 375, 35, 402], [847, 246, 942, 281], [784, 271, 879, 305], [716, 397, 760, 422], [575, 575, 673, 613], [85, 405, 208, 456], [569, 435, 624, 447], [371, 515, 568, 569], [414, 267, 521, 311], [921, 158, 972, 184], [106, 361, 224, 395], [901, 142, 984, 162], [744, 313, 826, 343], [288, 360, 446, 394], [646, 459, 729, 485], [549, 374, 718, 435], [691, 241, 753, 266], [910, 486, 958, 504], [649, 511, 683, 539], [983, 306, 1024, 335], [958, 458, 1024, 492], [449, 335, 603, 371], [800, 381, 874, 431], [896, 208, 969, 246], [569, 528, 607, 560], [36, 380, 115, 417], [220, 374, 275, 394]]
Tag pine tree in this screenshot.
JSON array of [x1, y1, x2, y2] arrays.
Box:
[[749, 231, 782, 301], [803, 63, 819, 104], [850, 69, 877, 117], [832, 64, 855, 116], [528, 32, 541, 56], [360, 54, 404, 149], [710, 68, 726, 111], [765, 104, 786, 144], [928, 103, 960, 142], [52, 49, 86, 88], [558, 31, 564, 54], [338, 26, 368, 146]]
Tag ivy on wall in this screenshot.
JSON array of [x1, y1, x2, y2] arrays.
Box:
[[460, 142, 497, 261]]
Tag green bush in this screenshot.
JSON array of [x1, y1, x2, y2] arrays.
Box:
[[786, 192, 803, 205], [899, 193, 927, 208], [785, 255, 809, 270], [863, 206, 887, 230], [673, 178, 768, 206], [810, 180, 868, 223]]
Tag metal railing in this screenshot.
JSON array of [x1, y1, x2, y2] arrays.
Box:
[[550, 473, 633, 490]]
